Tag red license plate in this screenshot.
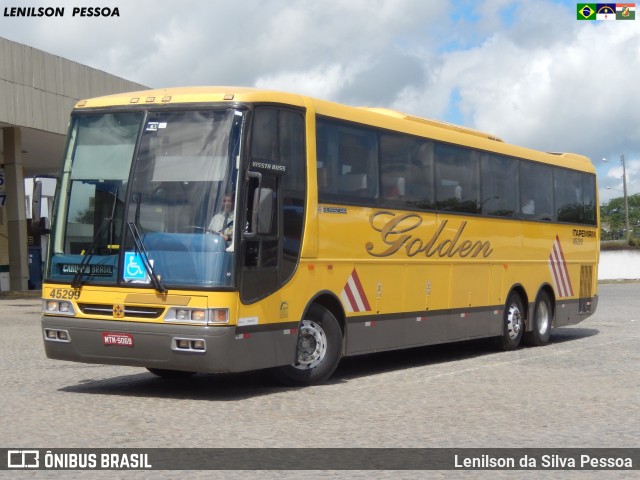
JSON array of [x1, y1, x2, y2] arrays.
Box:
[[102, 332, 134, 347]]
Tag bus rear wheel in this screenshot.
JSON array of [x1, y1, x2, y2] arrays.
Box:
[[524, 291, 553, 347], [499, 292, 524, 351], [272, 304, 342, 386]]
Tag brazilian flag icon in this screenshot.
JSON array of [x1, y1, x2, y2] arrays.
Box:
[[577, 3, 597, 19]]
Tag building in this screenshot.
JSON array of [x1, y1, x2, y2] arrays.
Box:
[[0, 36, 147, 291]]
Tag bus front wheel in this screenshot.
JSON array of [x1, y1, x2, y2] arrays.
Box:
[[499, 292, 524, 351], [524, 291, 553, 347], [272, 304, 343, 386]]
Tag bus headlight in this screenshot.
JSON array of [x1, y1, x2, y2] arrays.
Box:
[[43, 300, 76, 316], [164, 308, 229, 325]]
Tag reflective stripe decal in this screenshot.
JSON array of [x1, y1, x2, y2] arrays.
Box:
[[340, 268, 372, 313], [549, 235, 574, 298]]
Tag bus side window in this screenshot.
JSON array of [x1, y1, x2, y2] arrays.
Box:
[[379, 133, 407, 201], [409, 141, 435, 208], [338, 134, 372, 196], [379, 134, 435, 208], [582, 174, 597, 225], [316, 119, 379, 202], [316, 121, 338, 194], [435, 144, 480, 214], [250, 109, 277, 161], [481, 153, 518, 217], [555, 168, 583, 223], [520, 161, 554, 221]]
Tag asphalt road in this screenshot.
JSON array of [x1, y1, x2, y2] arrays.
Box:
[[1, 283, 638, 479]]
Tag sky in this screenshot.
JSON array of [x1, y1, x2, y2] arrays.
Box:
[[1, 0, 639, 204]]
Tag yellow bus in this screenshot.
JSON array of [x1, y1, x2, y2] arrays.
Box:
[[39, 87, 599, 385]]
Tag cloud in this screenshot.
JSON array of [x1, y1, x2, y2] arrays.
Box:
[[1, 0, 447, 96], [255, 63, 361, 101], [2, 0, 638, 204], [383, 1, 640, 204], [396, 4, 640, 152]]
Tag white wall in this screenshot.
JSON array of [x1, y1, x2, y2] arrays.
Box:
[[598, 250, 640, 280]]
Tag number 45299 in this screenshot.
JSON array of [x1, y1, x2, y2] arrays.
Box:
[[49, 288, 81, 300]]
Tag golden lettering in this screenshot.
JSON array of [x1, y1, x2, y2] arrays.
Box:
[[366, 211, 493, 259]]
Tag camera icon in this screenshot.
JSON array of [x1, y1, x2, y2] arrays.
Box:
[[7, 450, 39, 468]]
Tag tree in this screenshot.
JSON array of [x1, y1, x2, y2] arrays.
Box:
[[600, 194, 640, 241]]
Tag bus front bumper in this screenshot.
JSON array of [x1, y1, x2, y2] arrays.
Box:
[[41, 316, 298, 374]]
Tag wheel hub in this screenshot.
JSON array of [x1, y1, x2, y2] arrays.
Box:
[[293, 319, 327, 370], [537, 301, 550, 334], [506, 304, 522, 340]]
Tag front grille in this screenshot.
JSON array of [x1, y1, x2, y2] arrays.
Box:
[[78, 303, 164, 319]]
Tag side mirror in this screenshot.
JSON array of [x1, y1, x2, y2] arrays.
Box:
[[253, 187, 274, 235], [244, 170, 275, 237], [32, 180, 50, 234]]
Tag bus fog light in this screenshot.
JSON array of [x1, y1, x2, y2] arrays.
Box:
[[171, 337, 206, 352], [44, 328, 71, 343]]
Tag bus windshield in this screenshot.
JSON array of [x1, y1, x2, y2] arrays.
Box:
[[47, 108, 243, 289]]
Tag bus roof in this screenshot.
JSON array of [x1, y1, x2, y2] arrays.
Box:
[[358, 107, 505, 143], [74, 86, 595, 174], [74, 86, 309, 109]]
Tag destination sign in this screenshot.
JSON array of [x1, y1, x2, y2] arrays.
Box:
[[60, 264, 114, 276]]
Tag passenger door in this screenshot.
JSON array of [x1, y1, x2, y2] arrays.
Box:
[[240, 107, 306, 303]]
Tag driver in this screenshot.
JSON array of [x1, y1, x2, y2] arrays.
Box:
[[207, 193, 234, 242]]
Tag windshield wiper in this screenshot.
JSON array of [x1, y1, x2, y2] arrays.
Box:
[[71, 217, 112, 289], [126, 221, 167, 294], [71, 187, 120, 289]]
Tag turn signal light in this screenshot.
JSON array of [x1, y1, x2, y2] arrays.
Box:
[[211, 308, 229, 324]]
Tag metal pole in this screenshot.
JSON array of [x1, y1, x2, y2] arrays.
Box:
[[621, 154, 631, 241]]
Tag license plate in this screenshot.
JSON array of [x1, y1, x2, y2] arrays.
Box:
[[102, 332, 134, 347]]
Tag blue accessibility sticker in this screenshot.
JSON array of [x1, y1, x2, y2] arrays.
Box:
[[123, 252, 149, 282]]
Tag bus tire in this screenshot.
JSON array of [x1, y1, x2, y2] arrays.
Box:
[[499, 292, 524, 351], [524, 291, 553, 347], [146, 368, 196, 379], [272, 304, 343, 386]]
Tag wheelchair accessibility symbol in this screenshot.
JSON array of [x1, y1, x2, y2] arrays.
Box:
[[123, 252, 150, 282]]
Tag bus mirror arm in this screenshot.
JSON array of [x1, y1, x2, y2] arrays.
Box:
[[36, 217, 51, 235], [245, 170, 274, 237], [32, 179, 51, 234], [246, 170, 262, 184], [245, 170, 262, 238]]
